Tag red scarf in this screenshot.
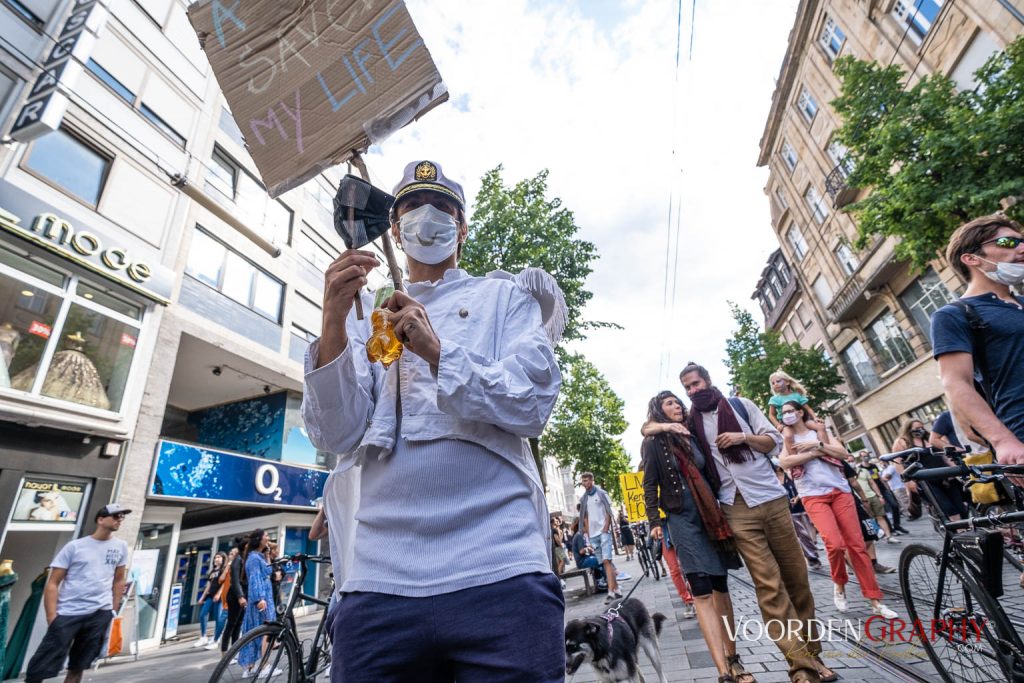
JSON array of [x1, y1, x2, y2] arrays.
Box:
[[666, 436, 736, 552], [690, 387, 755, 465]]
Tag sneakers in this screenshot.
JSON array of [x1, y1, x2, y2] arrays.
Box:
[[872, 603, 899, 619], [604, 591, 623, 604], [258, 668, 283, 679], [193, 636, 208, 648], [560, 579, 567, 590], [808, 559, 823, 571], [873, 561, 897, 574], [681, 602, 696, 619], [616, 571, 633, 582], [886, 535, 901, 544], [833, 586, 848, 612], [205, 640, 220, 650]]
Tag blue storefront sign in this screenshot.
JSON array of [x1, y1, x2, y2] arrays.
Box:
[[149, 439, 328, 509], [165, 583, 182, 640]]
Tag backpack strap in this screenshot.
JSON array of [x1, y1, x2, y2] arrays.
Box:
[[950, 300, 994, 404], [726, 397, 750, 425]]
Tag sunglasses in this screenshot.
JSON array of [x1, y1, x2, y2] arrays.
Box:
[[981, 236, 1024, 249]]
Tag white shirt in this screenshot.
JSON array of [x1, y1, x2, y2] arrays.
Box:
[[699, 397, 786, 508], [302, 269, 562, 593], [788, 430, 850, 497], [51, 536, 128, 615], [585, 493, 609, 538], [882, 464, 905, 490]]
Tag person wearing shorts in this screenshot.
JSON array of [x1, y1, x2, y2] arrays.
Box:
[[25, 503, 130, 683], [579, 473, 620, 602]]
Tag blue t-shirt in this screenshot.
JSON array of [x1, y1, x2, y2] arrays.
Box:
[[930, 410, 962, 447], [768, 392, 809, 409], [931, 294, 1024, 442]]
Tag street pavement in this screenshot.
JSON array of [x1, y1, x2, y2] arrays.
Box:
[[27, 513, 1017, 682]]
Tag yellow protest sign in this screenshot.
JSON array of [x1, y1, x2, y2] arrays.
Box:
[[619, 472, 664, 523]]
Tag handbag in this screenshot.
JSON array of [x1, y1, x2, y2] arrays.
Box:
[[964, 450, 1005, 505], [853, 496, 880, 541]]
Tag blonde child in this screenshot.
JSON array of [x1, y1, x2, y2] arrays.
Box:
[[768, 370, 828, 452]]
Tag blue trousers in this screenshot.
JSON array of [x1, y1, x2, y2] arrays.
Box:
[[331, 572, 564, 682], [197, 596, 223, 640]]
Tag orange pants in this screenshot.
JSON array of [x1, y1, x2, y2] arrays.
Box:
[[802, 489, 882, 599], [662, 537, 693, 603]]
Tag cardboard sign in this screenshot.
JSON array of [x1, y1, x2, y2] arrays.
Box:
[[188, 0, 448, 198], [619, 472, 666, 523]]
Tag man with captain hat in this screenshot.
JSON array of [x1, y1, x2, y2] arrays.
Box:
[[303, 160, 567, 681]]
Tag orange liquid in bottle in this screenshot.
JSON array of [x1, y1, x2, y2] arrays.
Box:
[[365, 285, 403, 367]]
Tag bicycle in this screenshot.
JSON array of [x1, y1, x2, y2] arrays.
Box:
[[880, 445, 1024, 683], [630, 523, 661, 581], [208, 554, 333, 683]]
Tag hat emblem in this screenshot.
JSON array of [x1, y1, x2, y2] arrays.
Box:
[[414, 161, 437, 181]]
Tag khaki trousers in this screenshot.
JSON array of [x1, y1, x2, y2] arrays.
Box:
[[722, 492, 821, 680]]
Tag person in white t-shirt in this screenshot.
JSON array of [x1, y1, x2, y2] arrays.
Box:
[[24, 503, 130, 683]]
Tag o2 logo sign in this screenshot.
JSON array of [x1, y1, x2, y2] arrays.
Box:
[[255, 464, 283, 502]]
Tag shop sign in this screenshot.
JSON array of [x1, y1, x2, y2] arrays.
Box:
[[9, 0, 110, 141], [164, 583, 182, 640], [10, 477, 88, 530], [149, 439, 328, 509], [28, 321, 52, 338], [0, 181, 173, 304]]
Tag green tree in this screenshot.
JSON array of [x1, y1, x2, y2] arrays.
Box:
[[462, 165, 615, 342], [723, 304, 844, 415], [461, 166, 627, 493], [830, 38, 1024, 271], [541, 353, 631, 504]]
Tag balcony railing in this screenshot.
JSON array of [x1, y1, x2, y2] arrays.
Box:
[[825, 160, 858, 209]]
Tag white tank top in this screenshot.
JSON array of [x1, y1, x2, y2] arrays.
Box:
[[789, 430, 850, 497]]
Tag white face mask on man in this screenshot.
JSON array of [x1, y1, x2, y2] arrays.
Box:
[[977, 257, 1024, 287], [398, 204, 460, 265]]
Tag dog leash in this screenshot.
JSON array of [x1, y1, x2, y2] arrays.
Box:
[[600, 574, 645, 640]]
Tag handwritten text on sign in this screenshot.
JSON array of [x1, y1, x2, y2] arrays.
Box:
[[619, 472, 665, 524], [189, 0, 447, 198]]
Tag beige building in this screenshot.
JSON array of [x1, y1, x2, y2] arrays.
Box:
[[756, 0, 1023, 453]]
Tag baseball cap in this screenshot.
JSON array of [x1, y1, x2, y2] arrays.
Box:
[[392, 160, 465, 208], [96, 503, 132, 520]]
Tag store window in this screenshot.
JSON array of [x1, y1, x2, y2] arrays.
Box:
[[840, 339, 881, 395], [899, 267, 955, 345], [23, 127, 110, 206], [865, 309, 916, 371], [0, 246, 143, 412], [185, 227, 284, 323]]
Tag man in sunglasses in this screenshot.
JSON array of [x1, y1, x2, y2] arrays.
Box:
[[24, 504, 130, 683], [932, 214, 1024, 465]]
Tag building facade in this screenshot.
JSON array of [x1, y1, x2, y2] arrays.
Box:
[[751, 249, 872, 453], [756, 0, 1023, 453], [0, 0, 391, 659]]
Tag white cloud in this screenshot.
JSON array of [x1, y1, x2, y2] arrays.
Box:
[[368, 0, 800, 463]]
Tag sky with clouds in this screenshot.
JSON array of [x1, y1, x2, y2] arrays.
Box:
[[364, 0, 800, 464]]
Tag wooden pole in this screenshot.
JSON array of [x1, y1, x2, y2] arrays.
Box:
[[350, 152, 405, 293]]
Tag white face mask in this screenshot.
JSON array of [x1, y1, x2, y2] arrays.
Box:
[[398, 204, 460, 265], [782, 413, 799, 426], [978, 257, 1024, 286]]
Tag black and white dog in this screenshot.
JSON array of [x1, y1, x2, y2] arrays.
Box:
[[564, 598, 669, 683]]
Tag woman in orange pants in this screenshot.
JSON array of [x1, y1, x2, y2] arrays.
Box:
[[661, 527, 695, 617]]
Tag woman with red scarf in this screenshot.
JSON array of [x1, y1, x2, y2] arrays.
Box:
[[642, 391, 755, 683], [777, 400, 898, 620]]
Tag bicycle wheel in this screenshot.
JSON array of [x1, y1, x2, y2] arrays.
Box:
[[305, 608, 333, 681], [208, 624, 299, 683], [636, 547, 651, 578], [900, 543, 1023, 683]]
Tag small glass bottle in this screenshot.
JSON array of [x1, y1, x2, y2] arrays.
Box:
[[365, 285, 403, 367]]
